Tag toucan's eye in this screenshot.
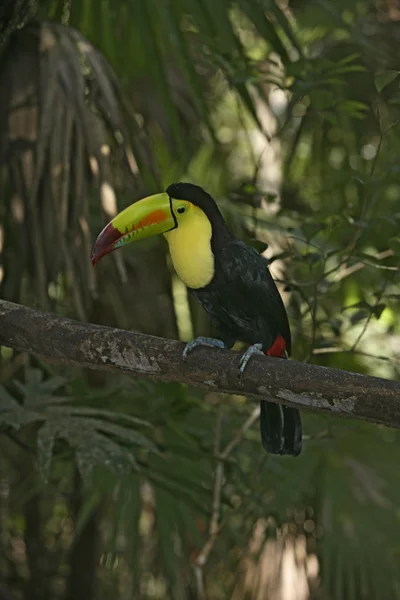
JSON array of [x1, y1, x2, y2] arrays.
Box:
[[177, 206, 186, 214]]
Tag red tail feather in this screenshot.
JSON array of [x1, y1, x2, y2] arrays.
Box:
[[265, 334, 286, 358]]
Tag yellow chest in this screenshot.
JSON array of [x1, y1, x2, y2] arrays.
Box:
[[164, 210, 214, 289]]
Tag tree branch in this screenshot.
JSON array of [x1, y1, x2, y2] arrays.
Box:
[[0, 299, 399, 428]]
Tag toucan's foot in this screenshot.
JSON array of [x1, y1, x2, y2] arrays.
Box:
[[239, 343, 264, 376], [182, 336, 225, 362]]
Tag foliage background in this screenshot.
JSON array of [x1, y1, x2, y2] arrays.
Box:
[[0, 0, 399, 598]]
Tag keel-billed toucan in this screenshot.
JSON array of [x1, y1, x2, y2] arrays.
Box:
[[91, 183, 302, 456]]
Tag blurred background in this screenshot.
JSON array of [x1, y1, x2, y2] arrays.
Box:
[[0, 0, 400, 598]]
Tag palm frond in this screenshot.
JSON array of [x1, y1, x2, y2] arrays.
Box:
[[0, 19, 145, 313]]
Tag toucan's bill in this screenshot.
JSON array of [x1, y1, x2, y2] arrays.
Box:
[[91, 192, 176, 265]]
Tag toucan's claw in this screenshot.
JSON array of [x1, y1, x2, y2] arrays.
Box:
[[239, 343, 264, 377], [182, 336, 226, 362]]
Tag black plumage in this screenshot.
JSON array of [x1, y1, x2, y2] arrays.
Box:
[[167, 183, 302, 457]]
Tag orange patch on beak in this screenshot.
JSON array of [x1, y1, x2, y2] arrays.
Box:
[[132, 209, 168, 231]]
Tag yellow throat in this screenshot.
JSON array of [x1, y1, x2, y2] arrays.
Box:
[[164, 205, 214, 289]]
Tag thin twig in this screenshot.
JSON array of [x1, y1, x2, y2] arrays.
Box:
[[333, 249, 394, 282], [350, 275, 392, 352], [220, 406, 261, 460], [194, 406, 262, 599], [194, 407, 224, 600], [312, 347, 400, 364], [341, 102, 383, 264]]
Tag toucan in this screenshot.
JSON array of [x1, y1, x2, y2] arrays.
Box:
[[91, 183, 302, 456]]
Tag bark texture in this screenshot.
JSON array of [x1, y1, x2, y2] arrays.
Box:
[[0, 299, 400, 428]]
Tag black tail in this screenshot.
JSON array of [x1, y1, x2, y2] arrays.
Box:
[[260, 401, 302, 456]]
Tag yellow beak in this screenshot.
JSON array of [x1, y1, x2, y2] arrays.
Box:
[[91, 193, 175, 265]]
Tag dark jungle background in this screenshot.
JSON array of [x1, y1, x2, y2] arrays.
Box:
[[0, 0, 399, 598]]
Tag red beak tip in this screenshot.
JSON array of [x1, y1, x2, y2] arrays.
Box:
[[90, 250, 106, 266], [90, 223, 121, 266], [90, 248, 99, 266]]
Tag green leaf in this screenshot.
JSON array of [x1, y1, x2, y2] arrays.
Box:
[[388, 237, 400, 256], [267, 0, 304, 58], [67, 406, 153, 429], [153, 488, 184, 590], [13, 368, 67, 407], [245, 238, 269, 253], [374, 70, 399, 93], [68, 428, 139, 481], [0, 386, 20, 410], [238, 0, 289, 63], [162, 0, 217, 142], [372, 304, 386, 320], [37, 421, 58, 482], [53, 412, 158, 453], [130, 0, 188, 162], [301, 222, 325, 241], [0, 383, 43, 428], [74, 490, 102, 536], [338, 100, 369, 118], [350, 310, 370, 325]]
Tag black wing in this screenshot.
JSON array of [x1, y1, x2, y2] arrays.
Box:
[[195, 238, 291, 353]]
